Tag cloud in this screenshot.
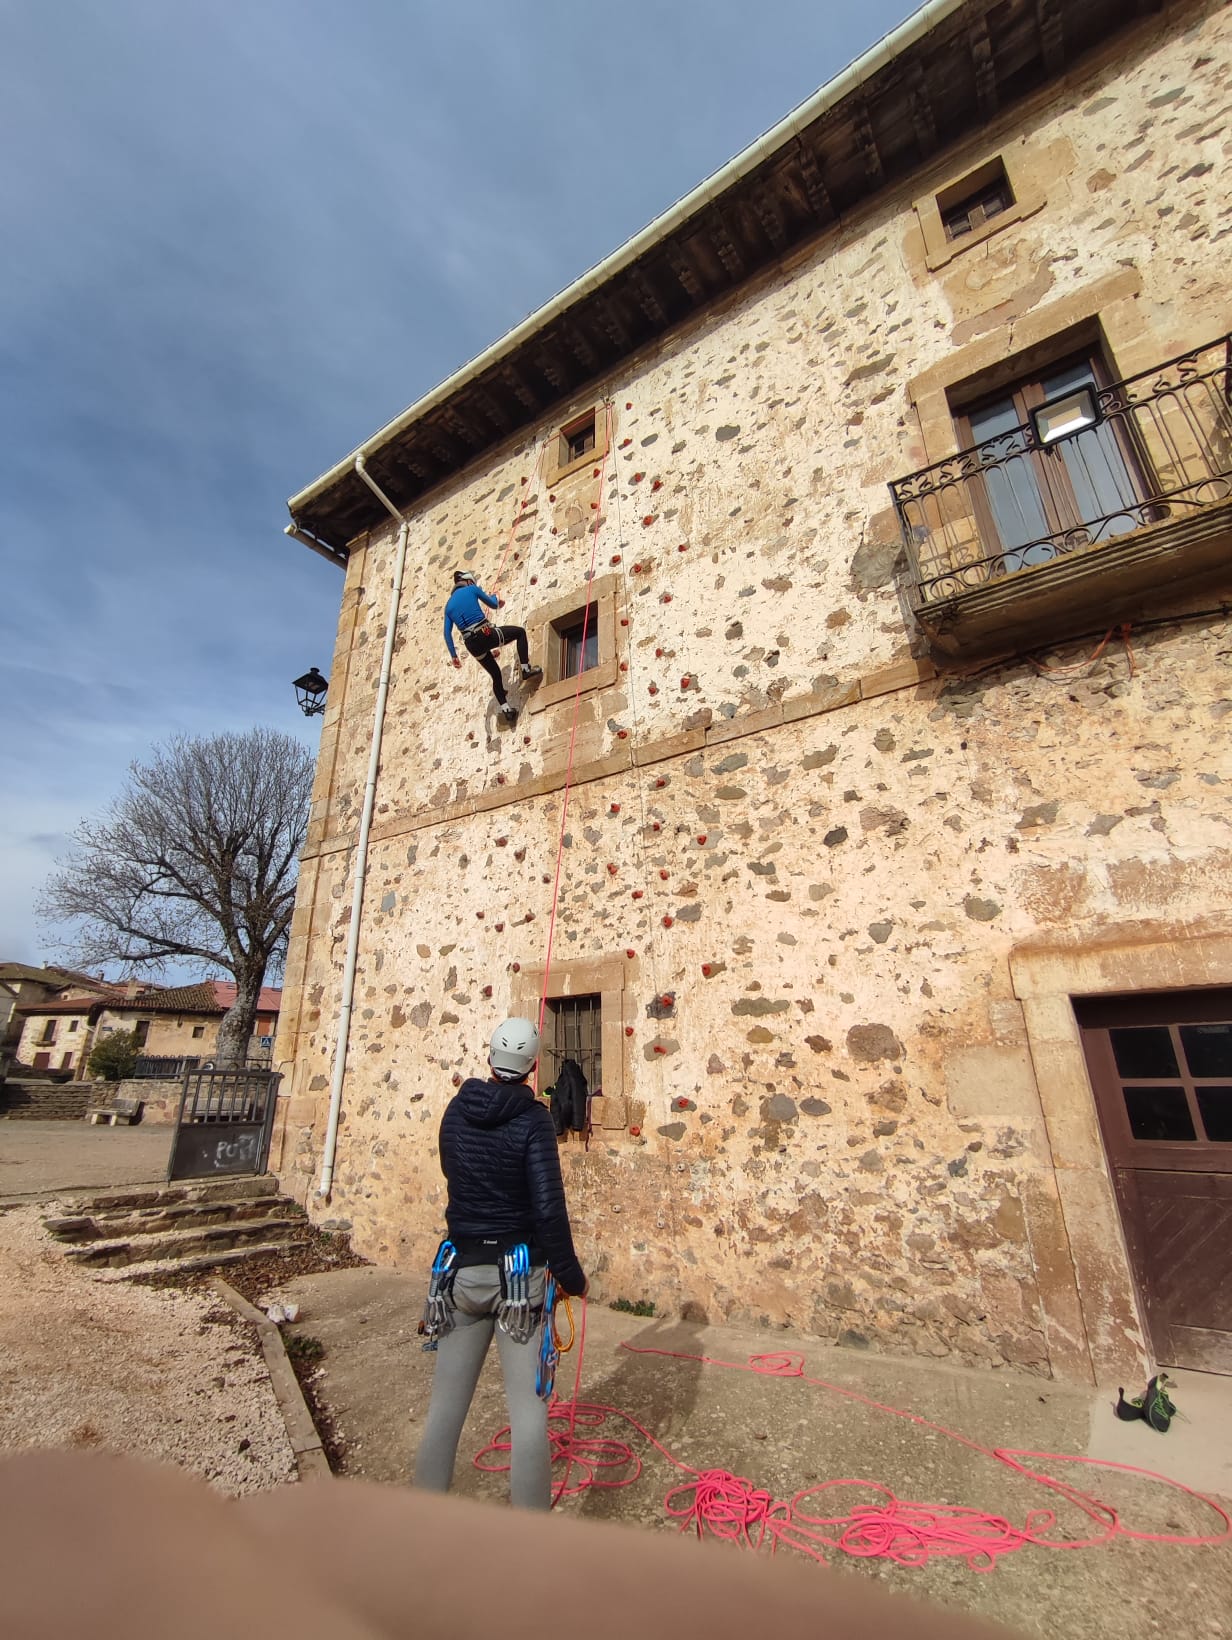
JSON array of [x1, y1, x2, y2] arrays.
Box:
[[0, 0, 913, 960]]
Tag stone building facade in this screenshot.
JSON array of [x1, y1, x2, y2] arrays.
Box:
[[275, 0, 1232, 1385]]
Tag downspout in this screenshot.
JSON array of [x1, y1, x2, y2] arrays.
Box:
[[317, 456, 409, 1198]]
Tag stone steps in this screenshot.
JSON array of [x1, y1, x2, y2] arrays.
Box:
[[47, 1196, 297, 1242], [45, 1175, 308, 1276], [64, 1216, 310, 1269]]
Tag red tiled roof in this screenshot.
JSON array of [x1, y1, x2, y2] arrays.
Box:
[[123, 980, 282, 1016]]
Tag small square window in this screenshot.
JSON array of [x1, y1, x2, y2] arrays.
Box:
[[564, 414, 596, 465], [939, 160, 1014, 242], [546, 406, 608, 486], [192, 1025, 205, 1039], [555, 613, 600, 681]]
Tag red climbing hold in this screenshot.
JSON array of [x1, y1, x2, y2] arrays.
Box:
[[659, 869, 669, 880], [496, 774, 506, 785], [620, 616, 629, 626], [629, 1125, 642, 1137], [632, 890, 644, 900], [652, 821, 662, 832], [549, 493, 556, 502], [482, 985, 492, 998], [651, 479, 662, 492], [655, 647, 664, 657], [625, 948, 636, 959], [680, 674, 691, 688], [625, 1025, 634, 1037], [527, 910, 536, 919], [610, 802, 621, 814], [625, 401, 632, 409], [632, 563, 643, 574], [697, 834, 707, 845], [530, 575, 538, 585], [653, 1044, 667, 1055], [496, 837, 508, 847], [495, 922, 505, 932], [701, 963, 713, 977], [593, 467, 600, 478], [591, 501, 599, 510], [607, 863, 618, 875], [633, 472, 644, 483], [616, 729, 629, 739], [610, 554, 621, 565], [648, 684, 658, 695], [678, 542, 688, 552], [662, 593, 673, 604], [662, 915, 674, 928], [620, 438, 632, 448], [642, 516, 655, 527], [660, 993, 674, 1008], [620, 661, 628, 672], [477, 911, 485, 919], [655, 777, 666, 789], [512, 962, 521, 972], [452, 1073, 462, 1087]]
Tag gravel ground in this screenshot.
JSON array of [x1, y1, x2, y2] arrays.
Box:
[[0, 1203, 295, 1495]]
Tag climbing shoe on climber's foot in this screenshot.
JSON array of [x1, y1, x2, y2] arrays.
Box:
[[520, 663, 543, 680], [499, 703, 519, 726]]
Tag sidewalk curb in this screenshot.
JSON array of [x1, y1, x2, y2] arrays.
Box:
[[209, 1276, 332, 1483]]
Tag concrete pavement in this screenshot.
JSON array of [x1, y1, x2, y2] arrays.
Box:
[[0, 1120, 172, 1199], [277, 1266, 1232, 1640]]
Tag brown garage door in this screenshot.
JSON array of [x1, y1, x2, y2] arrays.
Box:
[[1076, 990, 1232, 1374]]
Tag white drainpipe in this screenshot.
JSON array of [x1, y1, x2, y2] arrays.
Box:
[[317, 456, 409, 1198]]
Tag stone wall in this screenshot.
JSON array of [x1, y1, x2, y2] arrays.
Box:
[[274, 0, 1232, 1384]]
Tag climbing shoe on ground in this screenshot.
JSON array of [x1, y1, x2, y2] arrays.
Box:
[[520, 663, 543, 680], [499, 703, 519, 726]]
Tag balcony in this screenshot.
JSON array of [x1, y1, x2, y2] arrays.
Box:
[[891, 337, 1232, 657]]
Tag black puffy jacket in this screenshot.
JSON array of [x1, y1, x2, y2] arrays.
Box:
[[438, 1076, 586, 1296]]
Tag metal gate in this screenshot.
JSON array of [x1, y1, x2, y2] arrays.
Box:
[[167, 1067, 281, 1183]]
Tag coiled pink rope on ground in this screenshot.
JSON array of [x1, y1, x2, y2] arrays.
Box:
[[473, 1318, 1231, 1571]]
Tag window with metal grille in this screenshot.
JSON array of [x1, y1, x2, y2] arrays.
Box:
[[938, 159, 1014, 242], [543, 994, 602, 1094]]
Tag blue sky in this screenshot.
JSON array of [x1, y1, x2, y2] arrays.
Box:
[[0, 0, 914, 969]]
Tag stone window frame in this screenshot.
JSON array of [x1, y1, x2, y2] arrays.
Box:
[[525, 573, 620, 716], [905, 268, 1144, 467], [1010, 923, 1232, 1387], [912, 147, 1045, 272], [544, 404, 611, 489], [512, 954, 632, 1133]]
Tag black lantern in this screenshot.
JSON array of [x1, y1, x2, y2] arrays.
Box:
[[293, 667, 329, 717]]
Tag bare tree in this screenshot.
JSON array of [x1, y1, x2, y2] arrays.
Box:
[[40, 729, 315, 1067]]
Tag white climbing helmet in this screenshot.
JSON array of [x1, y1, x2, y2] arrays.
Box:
[[489, 1017, 540, 1079]]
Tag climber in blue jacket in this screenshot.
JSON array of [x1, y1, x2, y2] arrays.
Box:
[[443, 571, 540, 726]]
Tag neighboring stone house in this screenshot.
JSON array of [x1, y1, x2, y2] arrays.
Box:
[[11, 976, 136, 1078], [112, 981, 282, 1068], [1, 964, 92, 1073], [274, 0, 1232, 1386], [12, 978, 281, 1077]]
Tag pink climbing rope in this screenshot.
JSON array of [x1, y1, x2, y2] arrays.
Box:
[[473, 1323, 1231, 1571]]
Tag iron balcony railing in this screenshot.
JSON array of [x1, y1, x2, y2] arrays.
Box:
[[891, 336, 1232, 605]]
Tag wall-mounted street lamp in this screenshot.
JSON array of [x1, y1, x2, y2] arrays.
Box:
[[293, 667, 329, 717]]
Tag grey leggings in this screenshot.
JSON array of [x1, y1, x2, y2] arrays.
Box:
[[413, 1263, 551, 1509]]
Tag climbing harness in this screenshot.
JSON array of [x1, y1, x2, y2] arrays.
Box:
[[497, 1241, 535, 1343], [418, 1238, 457, 1351], [535, 1272, 577, 1401]]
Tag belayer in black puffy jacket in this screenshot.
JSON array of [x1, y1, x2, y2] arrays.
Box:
[[413, 1017, 587, 1509]]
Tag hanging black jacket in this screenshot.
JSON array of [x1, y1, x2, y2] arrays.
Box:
[[549, 1058, 590, 1136], [438, 1076, 586, 1296]]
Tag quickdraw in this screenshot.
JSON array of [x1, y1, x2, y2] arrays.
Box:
[[418, 1238, 457, 1351], [496, 1241, 534, 1343], [535, 1272, 576, 1401]]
